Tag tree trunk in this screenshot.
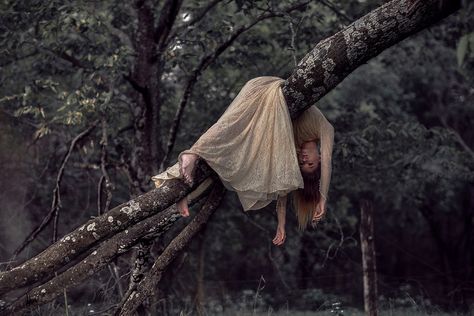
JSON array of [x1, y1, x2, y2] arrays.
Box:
[[360, 198, 378, 316], [129, 0, 161, 194], [0, 0, 462, 313]]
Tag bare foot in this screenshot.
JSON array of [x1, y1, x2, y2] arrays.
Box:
[[177, 197, 190, 217], [179, 153, 199, 185]]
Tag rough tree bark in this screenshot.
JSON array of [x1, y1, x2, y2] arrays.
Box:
[[0, 165, 213, 297], [282, 0, 460, 118], [0, 0, 462, 314], [128, 0, 184, 193], [116, 182, 225, 315]]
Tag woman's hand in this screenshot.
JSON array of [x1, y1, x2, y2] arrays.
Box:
[[273, 224, 286, 246], [312, 199, 326, 225]]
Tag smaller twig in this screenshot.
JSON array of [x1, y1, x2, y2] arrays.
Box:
[[439, 116, 474, 159], [318, 0, 353, 23], [286, 14, 300, 66], [98, 117, 114, 215], [155, 0, 185, 49], [12, 121, 99, 258], [166, 0, 225, 45], [108, 263, 124, 298], [123, 73, 148, 95]]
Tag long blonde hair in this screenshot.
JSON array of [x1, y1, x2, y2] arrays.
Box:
[[293, 166, 323, 230]]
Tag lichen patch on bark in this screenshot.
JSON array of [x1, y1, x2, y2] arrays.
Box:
[[120, 200, 141, 217]]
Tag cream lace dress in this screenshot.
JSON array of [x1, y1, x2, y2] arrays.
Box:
[[152, 76, 334, 210]]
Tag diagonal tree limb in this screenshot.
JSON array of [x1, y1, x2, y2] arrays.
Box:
[[318, 0, 353, 23], [0, 0, 463, 309], [282, 0, 461, 118], [0, 161, 215, 296], [160, 0, 312, 170], [2, 207, 180, 314], [117, 182, 225, 315], [0, 180, 215, 314], [165, 0, 225, 46], [12, 121, 99, 258], [155, 0, 185, 50]]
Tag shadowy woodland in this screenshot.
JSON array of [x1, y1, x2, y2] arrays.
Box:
[[0, 0, 473, 315]]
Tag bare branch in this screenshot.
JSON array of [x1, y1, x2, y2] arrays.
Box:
[[439, 116, 474, 159], [155, 0, 185, 50], [117, 182, 225, 315], [98, 117, 114, 216], [166, 0, 225, 45], [56, 51, 87, 69], [318, 0, 353, 23], [282, 0, 461, 117], [102, 19, 134, 49], [0, 160, 214, 296], [3, 207, 180, 314], [160, 0, 312, 169], [12, 121, 99, 258], [123, 73, 148, 95]]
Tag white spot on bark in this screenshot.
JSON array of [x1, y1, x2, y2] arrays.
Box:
[[87, 223, 97, 231], [71, 249, 76, 254], [72, 237, 76, 242], [116, 220, 122, 226], [125, 230, 129, 234], [41, 289, 46, 294], [79, 225, 85, 231], [107, 216, 114, 223], [92, 232, 100, 240], [120, 200, 141, 216], [65, 236, 71, 241], [92, 251, 97, 255]]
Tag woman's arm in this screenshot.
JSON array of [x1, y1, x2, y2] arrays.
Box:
[[273, 195, 287, 246], [318, 112, 334, 203]]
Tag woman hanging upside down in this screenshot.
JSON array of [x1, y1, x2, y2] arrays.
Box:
[[152, 76, 334, 246]]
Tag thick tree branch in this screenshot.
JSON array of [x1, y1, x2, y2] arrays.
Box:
[[160, 0, 312, 170], [2, 207, 180, 314], [282, 0, 461, 118], [0, 0, 463, 311], [117, 182, 225, 315], [0, 161, 215, 295]]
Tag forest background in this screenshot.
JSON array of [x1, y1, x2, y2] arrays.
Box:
[[0, 0, 473, 315]]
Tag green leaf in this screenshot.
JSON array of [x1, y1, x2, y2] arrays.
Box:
[[457, 35, 469, 66]]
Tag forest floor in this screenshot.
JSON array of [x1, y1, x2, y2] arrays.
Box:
[[217, 308, 471, 316]]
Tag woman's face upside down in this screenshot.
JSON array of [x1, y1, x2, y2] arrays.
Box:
[[298, 141, 320, 174]]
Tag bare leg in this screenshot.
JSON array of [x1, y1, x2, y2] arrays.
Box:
[[176, 197, 189, 217], [179, 153, 199, 185]]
